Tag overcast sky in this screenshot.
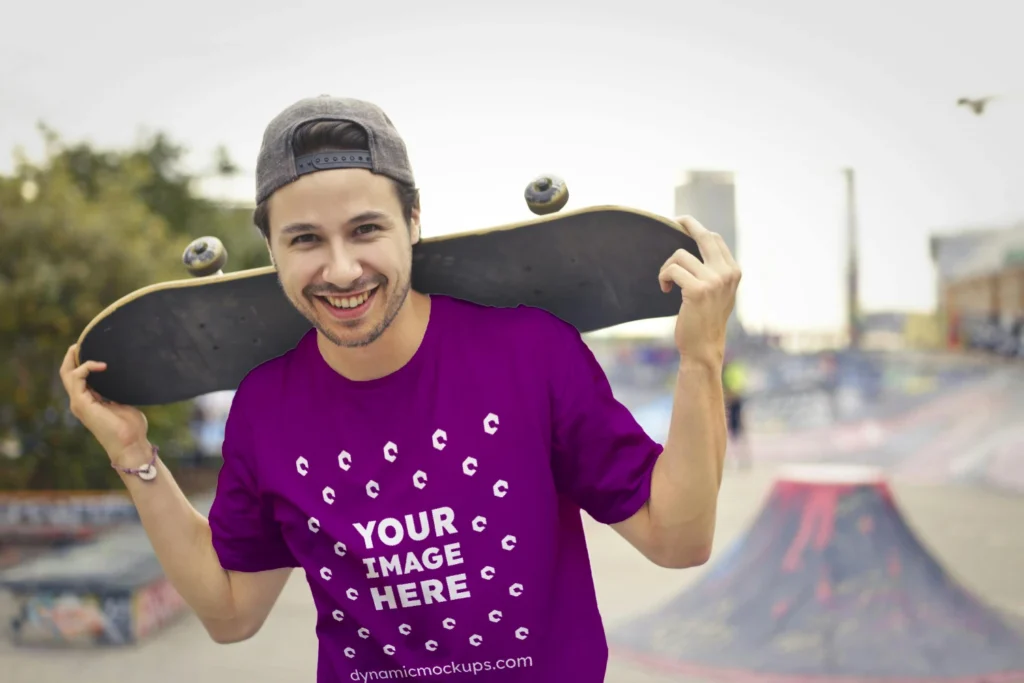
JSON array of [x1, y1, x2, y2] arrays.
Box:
[[2, 0, 1021, 336]]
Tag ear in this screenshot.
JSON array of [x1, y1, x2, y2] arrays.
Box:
[[409, 205, 422, 246]]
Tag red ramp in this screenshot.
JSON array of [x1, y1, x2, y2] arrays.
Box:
[[610, 465, 1024, 682]]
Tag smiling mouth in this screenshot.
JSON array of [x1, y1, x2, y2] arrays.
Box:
[[320, 288, 375, 309], [313, 285, 380, 318]]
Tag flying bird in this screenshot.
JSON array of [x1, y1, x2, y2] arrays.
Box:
[[957, 96, 995, 115]]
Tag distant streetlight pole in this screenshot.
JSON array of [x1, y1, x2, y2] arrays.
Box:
[[844, 167, 861, 349]]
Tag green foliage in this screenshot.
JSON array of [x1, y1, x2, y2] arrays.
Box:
[[0, 124, 265, 490]]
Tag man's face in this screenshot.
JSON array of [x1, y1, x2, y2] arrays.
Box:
[[265, 168, 420, 348]]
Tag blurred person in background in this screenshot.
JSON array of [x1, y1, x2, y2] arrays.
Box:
[[723, 351, 751, 469]]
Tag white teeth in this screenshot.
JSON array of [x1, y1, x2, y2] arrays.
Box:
[[325, 289, 374, 309]]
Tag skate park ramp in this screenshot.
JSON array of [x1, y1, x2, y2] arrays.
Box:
[[627, 349, 1024, 492], [608, 464, 1024, 682], [611, 348, 1024, 681], [0, 496, 213, 647]]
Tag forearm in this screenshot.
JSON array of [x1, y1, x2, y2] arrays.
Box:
[[647, 357, 727, 563], [113, 443, 241, 631]]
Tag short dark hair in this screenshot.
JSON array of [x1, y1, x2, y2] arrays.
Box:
[[252, 120, 420, 239]]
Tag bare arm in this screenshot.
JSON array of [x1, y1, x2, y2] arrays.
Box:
[[612, 215, 739, 568], [114, 442, 291, 643], [61, 346, 290, 642], [612, 359, 724, 567]]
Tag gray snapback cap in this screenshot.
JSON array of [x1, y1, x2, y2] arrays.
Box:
[[255, 95, 415, 205]]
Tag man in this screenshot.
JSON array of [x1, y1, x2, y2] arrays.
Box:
[[60, 95, 741, 682], [722, 352, 752, 469]]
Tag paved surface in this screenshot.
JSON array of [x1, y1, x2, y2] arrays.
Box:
[[3, 463, 1023, 682]]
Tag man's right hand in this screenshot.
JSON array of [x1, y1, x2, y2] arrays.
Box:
[[60, 344, 150, 465], [58, 345, 291, 643]]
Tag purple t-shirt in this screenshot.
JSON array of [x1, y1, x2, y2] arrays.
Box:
[[208, 295, 662, 682]]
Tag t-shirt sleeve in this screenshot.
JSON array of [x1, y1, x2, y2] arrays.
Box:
[[544, 315, 664, 525], [207, 385, 299, 573]]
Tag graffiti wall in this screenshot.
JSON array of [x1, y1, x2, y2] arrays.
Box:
[[0, 493, 138, 540], [12, 589, 135, 646], [0, 497, 214, 647], [10, 578, 189, 646], [132, 578, 188, 641]]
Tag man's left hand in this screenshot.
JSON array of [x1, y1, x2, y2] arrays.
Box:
[[658, 215, 742, 362]]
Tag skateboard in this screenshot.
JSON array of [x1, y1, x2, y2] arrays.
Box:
[[75, 176, 701, 406]]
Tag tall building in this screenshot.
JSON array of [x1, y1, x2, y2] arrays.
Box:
[[674, 171, 744, 337]]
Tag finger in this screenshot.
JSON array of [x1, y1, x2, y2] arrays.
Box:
[[677, 215, 725, 266], [59, 345, 84, 395], [60, 345, 78, 375], [676, 214, 712, 237], [659, 262, 705, 295], [661, 247, 718, 283], [67, 360, 108, 398], [72, 360, 107, 378], [712, 233, 740, 271]]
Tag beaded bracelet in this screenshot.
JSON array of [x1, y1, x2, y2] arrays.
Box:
[[111, 444, 159, 481]]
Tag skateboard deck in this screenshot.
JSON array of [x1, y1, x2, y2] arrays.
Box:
[[76, 205, 699, 406]]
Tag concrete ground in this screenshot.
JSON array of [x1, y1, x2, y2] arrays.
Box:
[[3, 463, 1024, 682]]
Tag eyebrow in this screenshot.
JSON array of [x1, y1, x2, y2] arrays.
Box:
[[279, 211, 391, 236], [281, 222, 318, 235], [347, 210, 390, 226]]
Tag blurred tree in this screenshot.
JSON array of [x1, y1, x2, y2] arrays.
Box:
[[39, 124, 269, 273], [0, 124, 267, 490]]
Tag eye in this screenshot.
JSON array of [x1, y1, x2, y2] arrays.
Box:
[[290, 233, 318, 245], [354, 223, 382, 236]]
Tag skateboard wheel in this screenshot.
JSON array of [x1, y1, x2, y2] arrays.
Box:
[[524, 174, 568, 215], [182, 236, 228, 277]]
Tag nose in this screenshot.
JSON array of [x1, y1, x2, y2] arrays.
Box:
[[321, 241, 363, 288]]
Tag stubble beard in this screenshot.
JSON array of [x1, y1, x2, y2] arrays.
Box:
[[280, 272, 413, 349]]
